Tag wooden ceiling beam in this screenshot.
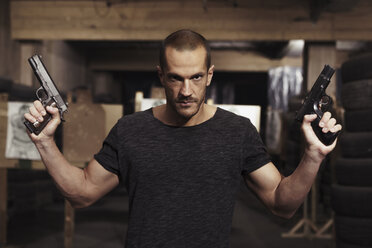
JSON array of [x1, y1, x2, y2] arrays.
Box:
[[10, 0, 372, 41]]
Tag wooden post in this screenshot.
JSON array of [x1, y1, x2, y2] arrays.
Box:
[[135, 91, 144, 113], [64, 199, 75, 248], [311, 183, 317, 223], [0, 168, 7, 246]]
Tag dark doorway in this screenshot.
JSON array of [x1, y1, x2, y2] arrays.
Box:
[[211, 71, 268, 139]]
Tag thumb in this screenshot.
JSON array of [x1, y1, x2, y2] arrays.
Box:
[[45, 105, 61, 129], [46, 105, 60, 119], [301, 114, 319, 143], [303, 114, 317, 124], [302, 114, 318, 132]]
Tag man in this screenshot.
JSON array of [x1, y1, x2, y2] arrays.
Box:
[[25, 29, 342, 247]]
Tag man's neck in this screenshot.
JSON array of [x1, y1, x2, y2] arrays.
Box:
[[153, 104, 216, 127]]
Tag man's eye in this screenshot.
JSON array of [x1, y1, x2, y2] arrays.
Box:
[[192, 75, 202, 81], [170, 76, 182, 82]]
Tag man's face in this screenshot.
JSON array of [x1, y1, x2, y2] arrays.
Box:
[[158, 46, 214, 120]]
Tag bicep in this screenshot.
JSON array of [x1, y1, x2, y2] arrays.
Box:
[[243, 162, 283, 208], [83, 159, 120, 204]]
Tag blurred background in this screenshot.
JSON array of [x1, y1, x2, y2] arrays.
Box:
[[1, 0, 372, 247]]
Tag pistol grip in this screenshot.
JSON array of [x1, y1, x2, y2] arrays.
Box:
[[24, 99, 54, 135], [311, 116, 340, 146], [24, 112, 52, 135]]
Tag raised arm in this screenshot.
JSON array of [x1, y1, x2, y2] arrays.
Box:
[[244, 112, 342, 218], [24, 100, 119, 208]]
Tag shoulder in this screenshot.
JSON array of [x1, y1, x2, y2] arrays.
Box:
[[118, 109, 152, 123], [114, 109, 154, 132], [215, 107, 255, 129], [208, 107, 259, 141], [104, 109, 156, 143]]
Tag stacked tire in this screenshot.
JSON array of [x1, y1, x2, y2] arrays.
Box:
[[332, 54, 372, 248]]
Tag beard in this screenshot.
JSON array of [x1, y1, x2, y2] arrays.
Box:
[[167, 90, 206, 121]]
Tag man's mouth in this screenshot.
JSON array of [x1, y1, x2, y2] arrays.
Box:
[[179, 101, 193, 106], [176, 99, 196, 107]]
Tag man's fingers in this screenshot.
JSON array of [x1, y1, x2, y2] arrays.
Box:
[[24, 101, 62, 140], [46, 105, 59, 114], [332, 124, 342, 133], [24, 112, 37, 123], [27, 100, 47, 123], [327, 118, 337, 127], [319, 112, 331, 128], [324, 118, 337, 132], [26, 101, 61, 128], [34, 100, 46, 116], [29, 105, 44, 123], [46, 105, 61, 124], [303, 114, 317, 123], [303, 112, 342, 135]]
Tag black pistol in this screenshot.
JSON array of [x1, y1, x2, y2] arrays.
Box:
[[24, 55, 68, 135], [295, 65, 340, 146]]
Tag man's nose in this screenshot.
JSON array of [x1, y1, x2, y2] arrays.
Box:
[[180, 79, 192, 97]]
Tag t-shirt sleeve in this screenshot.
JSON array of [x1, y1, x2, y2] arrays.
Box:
[[94, 123, 121, 177], [241, 120, 271, 174]]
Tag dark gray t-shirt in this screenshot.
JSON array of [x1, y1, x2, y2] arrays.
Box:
[[94, 107, 271, 248]]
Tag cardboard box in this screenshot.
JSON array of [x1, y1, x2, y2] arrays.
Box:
[[63, 90, 123, 164]]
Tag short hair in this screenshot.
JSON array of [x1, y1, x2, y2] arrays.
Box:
[[159, 29, 211, 71]]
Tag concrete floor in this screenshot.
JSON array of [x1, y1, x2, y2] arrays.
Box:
[[4, 183, 334, 248]]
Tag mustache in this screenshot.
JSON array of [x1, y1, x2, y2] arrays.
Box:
[[176, 96, 198, 103]]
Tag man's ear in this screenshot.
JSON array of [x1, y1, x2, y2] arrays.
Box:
[[157, 65, 165, 86], [207, 65, 214, 87]]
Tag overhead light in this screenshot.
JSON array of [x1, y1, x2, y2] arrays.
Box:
[[286, 40, 304, 57]]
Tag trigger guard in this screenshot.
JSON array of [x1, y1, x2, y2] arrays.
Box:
[[313, 101, 323, 118], [36, 87, 48, 101], [320, 95, 333, 111], [320, 95, 331, 105], [314, 95, 332, 116]]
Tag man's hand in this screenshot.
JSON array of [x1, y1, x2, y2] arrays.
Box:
[[24, 100, 61, 144], [302, 112, 342, 162]]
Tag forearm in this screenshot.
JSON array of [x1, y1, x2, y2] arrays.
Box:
[[273, 151, 323, 218], [35, 140, 91, 208], [248, 113, 341, 219], [25, 102, 117, 208]]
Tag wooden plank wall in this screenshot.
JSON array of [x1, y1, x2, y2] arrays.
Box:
[[42, 41, 87, 93], [1, 1, 87, 90], [88, 47, 302, 72], [0, 0, 20, 81], [10, 0, 372, 41]]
